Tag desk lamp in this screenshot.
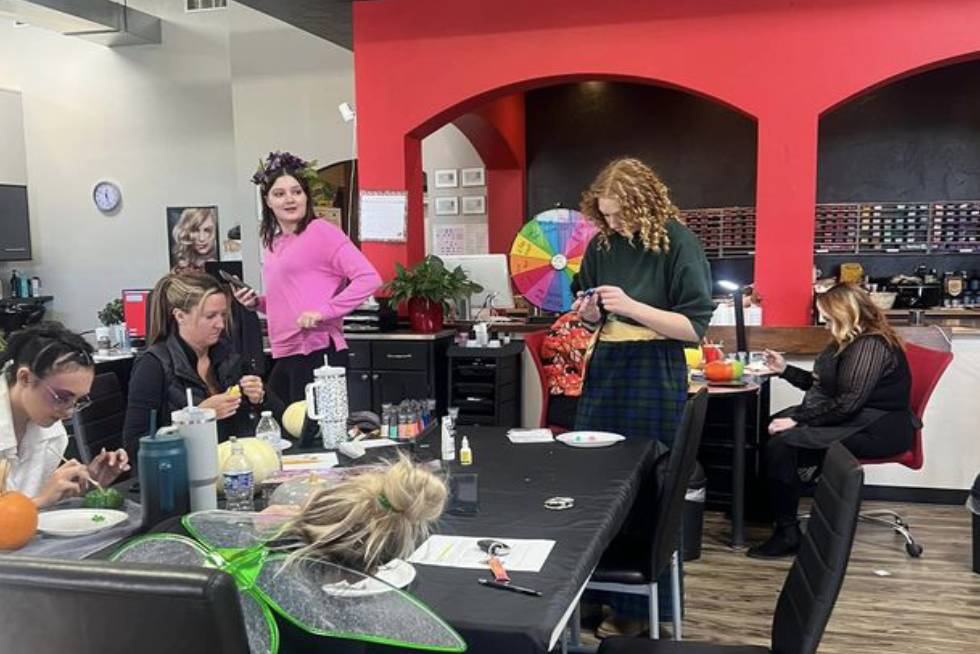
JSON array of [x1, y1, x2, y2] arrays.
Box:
[[718, 279, 747, 358]]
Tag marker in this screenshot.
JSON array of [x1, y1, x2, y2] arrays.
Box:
[[477, 578, 542, 597]]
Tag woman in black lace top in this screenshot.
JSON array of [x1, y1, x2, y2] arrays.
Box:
[[748, 284, 914, 558]]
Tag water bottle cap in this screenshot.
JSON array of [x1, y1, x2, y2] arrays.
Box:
[[261, 410, 272, 417]]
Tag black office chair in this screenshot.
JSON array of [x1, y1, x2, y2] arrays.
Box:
[[597, 442, 865, 654], [582, 388, 710, 642], [0, 556, 250, 653], [69, 372, 127, 464]]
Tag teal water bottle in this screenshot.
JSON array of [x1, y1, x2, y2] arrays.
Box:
[[138, 425, 190, 527]]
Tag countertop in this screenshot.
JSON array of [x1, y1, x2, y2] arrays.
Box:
[[343, 329, 455, 341]]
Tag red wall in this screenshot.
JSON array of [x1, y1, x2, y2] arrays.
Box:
[[353, 0, 980, 325]]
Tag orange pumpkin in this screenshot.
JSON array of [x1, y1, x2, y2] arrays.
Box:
[[704, 359, 745, 382], [0, 459, 38, 551]]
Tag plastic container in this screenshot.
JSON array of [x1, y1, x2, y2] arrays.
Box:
[[255, 410, 283, 471], [682, 461, 707, 561], [222, 437, 255, 512]]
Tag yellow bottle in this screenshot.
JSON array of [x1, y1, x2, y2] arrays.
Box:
[[459, 436, 473, 466]]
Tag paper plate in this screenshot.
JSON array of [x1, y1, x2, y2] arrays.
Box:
[[321, 559, 416, 598], [556, 431, 626, 448], [37, 509, 129, 537]]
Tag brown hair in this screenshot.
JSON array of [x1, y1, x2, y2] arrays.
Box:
[[259, 169, 316, 251], [816, 283, 903, 353], [580, 157, 681, 252], [282, 454, 447, 573], [147, 272, 229, 346]]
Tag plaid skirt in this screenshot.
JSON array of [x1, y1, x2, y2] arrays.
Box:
[[575, 339, 688, 445]]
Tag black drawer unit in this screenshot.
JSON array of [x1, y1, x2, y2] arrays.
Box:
[[447, 342, 524, 428], [345, 333, 451, 417]]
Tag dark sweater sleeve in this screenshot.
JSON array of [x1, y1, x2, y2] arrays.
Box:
[[780, 365, 815, 391], [666, 228, 715, 341], [122, 355, 167, 449], [792, 337, 894, 426]]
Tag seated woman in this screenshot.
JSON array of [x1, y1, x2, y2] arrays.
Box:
[[123, 272, 282, 449], [750, 283, 914, 558], [0, 322, 129, 507], [279, 454, 447, 574]]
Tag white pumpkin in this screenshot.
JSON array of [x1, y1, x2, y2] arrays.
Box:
[[216, 437, 279, 491], [282, 401, 307, 439]]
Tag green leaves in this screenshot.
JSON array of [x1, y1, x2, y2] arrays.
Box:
[[97, 298, 124, 326], [383, 256, 484, 311]]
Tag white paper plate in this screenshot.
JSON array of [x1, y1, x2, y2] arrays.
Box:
[[556, 431, 626, 448], [321, 559, 416, 597], [37, 509, 128, 537], [278, 439, 293, 451]]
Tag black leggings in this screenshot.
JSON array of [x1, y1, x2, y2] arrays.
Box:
[[268, 346, 349, 446], [765, 428, 910, 528]]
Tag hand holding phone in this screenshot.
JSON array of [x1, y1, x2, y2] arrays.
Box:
[[219, 269, 252, 292]]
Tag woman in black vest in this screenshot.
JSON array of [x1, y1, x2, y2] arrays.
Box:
[[749, 283, 914, 558], [123, 272, 280, 451]]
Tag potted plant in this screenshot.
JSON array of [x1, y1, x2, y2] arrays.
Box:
[[98, 299, 124, 327], [383, 256, 483, 333], [96, 298, 126, 353]]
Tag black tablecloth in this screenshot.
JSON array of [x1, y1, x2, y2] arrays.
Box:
[[103, 428, 660, 654], [376, 427, 659, 654]]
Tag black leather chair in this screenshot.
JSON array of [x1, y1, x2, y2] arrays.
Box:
[[597, 442, 865, 654], [69, 372, 126, 464], [0, 556, 250, 653], [583, 388, 710, 641]]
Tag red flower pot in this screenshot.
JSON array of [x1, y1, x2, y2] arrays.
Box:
[[408, 297, 444, 333]]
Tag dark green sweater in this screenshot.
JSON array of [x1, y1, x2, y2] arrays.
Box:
[[577, 219, 714, 343]]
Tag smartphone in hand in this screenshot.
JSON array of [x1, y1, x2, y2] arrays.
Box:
[[219, 269, 253, 293]]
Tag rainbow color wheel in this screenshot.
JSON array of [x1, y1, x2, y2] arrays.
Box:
[[510, 208, 598, 312]]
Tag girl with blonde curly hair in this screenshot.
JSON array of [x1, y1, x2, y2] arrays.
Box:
[[573, 157, 713, 446], [573, 158, 714, 637]]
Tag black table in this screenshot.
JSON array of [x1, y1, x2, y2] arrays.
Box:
[[104, 428, 660, 654], [397, 427, 659, 654]]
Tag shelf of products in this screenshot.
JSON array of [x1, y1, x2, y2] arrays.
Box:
[[932, 202, 980, 253], [681, 206, 755, 258]]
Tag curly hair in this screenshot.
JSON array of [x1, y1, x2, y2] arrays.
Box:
[[580, 157, 681, 253], [171, 207, 218, 271]]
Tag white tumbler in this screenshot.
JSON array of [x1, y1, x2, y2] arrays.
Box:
[[171, 405, 219, 511]]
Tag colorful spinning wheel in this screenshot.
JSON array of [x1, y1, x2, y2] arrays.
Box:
[[509, 208, 598, 312]]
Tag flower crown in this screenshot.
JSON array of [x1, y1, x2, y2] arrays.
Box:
[[251, 151, 329, 201]]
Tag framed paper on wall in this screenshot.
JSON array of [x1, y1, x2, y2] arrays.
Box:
[[460, 167, 485, 187], [166, 206, 219, 272], [434, 196, 459, 215], [433, 169, 458, 188], [461, 195, 486, 215]]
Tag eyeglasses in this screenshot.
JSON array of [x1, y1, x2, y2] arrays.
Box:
[[38, 378, 92, 413]]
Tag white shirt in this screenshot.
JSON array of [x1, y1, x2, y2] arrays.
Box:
[[0, 380, 68, 498]]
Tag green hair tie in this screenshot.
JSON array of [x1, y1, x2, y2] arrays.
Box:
[[378, 493, 401, 513]]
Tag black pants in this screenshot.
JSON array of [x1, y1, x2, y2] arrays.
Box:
[[268, 346, 349, 446], [765, 427, 909, 528]]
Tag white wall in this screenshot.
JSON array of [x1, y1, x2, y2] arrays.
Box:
[[422, 124, 488, 256], [0, 89, 27, 184], [0, 0, 355, 327]]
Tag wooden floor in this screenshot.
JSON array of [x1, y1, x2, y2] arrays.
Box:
[[678, 501, 980, 652]]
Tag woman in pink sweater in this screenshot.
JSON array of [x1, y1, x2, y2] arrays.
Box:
[[236, 152, 381, 444]]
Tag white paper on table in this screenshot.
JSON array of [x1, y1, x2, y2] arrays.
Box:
[[409, 535, 555, 572], [359, 438, 400, 449], [506, 428, 554, 444], [281, 452, 338, 471]]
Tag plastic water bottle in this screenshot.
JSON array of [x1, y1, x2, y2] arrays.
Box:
[[223, 437, 254, 511], [255, 410, 283, 470]]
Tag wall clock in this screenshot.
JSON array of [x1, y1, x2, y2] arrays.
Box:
[[93, 181, 122, 213]]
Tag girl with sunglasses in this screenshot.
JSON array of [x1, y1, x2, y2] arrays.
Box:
[[0, 322, 130, 507]]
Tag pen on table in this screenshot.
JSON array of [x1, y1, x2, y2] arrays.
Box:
[[478, 578, 542, 597]]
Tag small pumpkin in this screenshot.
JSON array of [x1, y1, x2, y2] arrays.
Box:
[[0, 459, 39, 551], [704, 359, 745, 382], [83, 487, 125, 510], [282, 401, 307, 439], [216, 437, 279, 492]]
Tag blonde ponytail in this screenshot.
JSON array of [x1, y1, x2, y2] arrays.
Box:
[[147, 271, 228, 346]]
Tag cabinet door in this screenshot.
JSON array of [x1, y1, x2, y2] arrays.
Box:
[[348, 371, 373, 413], [0, 185, 31, 261], [372, 371, 429, 414]]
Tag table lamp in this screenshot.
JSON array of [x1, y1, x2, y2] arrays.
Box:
[[718, 279, 747, 358]]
